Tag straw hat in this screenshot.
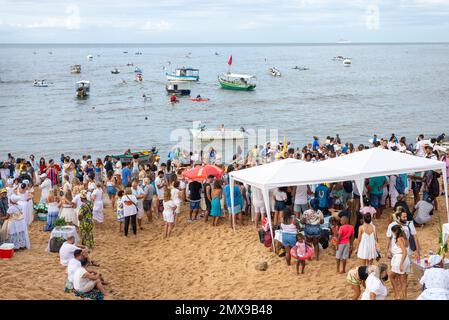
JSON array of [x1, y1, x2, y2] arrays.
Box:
[[0, 188, 6, 194], [79, 190, 87, 199]]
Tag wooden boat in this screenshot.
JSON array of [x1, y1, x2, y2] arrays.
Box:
[[218, 73, 256, 91], [111, 150, 157, 164], [166, 67, 199, 81], [76, 80, 90, 98], [71, 65, 81, 74], [166, 81, 191, 96]]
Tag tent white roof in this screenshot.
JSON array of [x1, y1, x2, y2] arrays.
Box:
[[317, 147, 445, 178], [229, 158, 356, 190]]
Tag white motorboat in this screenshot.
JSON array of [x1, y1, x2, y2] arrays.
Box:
[[71, 64, 81, 74], [269, 67, 281, 77], [33, 80, 48, 87], [87, 55, 93, 61], [343, 59, 352, 66], [76, 80, 90, 98]]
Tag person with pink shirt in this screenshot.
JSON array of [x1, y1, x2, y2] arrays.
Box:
[[336, 216, 354, 274]]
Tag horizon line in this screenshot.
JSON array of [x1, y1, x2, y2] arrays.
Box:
[[1, 41, 449, 45]]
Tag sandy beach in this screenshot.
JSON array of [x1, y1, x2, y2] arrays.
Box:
[[0, 189, 445, 300]]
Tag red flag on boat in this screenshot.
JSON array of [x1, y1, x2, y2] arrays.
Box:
[[227, 55, 232, 66]]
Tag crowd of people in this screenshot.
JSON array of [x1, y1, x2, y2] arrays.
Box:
[[1, 132, 449, 300]]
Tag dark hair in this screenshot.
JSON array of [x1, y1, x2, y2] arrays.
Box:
[[133, 154, 139, 159], [391, 224, 405, 241], [363, 214, 372, 224], [80, 257, 89, 267], [310, 198, 319, 211], [208, 175, 215, 180], [117, 190, 124, 197], [363, 198, 371, 206], [158, 170, 164, 176], [74, 249, 83, 258]]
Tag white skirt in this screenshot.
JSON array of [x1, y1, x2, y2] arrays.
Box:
[[163, 210, 174, 223], [391, 254, 410, 274], [417, 288, 449, 300], [357, 233, 377, 260], [92, 201, 104, 223], [59, 207, 79, 226]]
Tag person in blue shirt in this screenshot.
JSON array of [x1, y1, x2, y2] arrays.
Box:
[[315, 183, 330, 215], [368, 175, 388, 218], [121, 163, 132, 188], [224, 181, 244, 227], [312, 136, 319, 151]]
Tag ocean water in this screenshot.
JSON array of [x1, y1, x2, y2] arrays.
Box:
[[1, 43, 448, 160]]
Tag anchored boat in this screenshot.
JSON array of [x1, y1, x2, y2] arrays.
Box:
[[111, 68, 120, 74], [343, 59, 352, 66], [166, 67, 199, 81], [166, 81, 191, 96], [218, 73, 256, 91], [71, 65, 81, 74], [76, 80, 90, 98], [33, 80, 48, 87], [269, 67, 281, 77]]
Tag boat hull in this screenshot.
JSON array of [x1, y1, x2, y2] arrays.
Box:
[[218, 78, 256, 91], [166, 73, 199, 82], [166, 89, 191, 96]]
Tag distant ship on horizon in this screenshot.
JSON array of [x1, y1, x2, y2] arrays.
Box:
[[336, 39, 352, 44]]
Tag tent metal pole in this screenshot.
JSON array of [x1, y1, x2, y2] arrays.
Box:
[[229, 176, 236, 232], [442, 167, 449, 223]]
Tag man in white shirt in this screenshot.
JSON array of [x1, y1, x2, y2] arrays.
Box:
[[73, 258, 107, 296], [413, 196, 434, 226], [251, 186, 265, 228], [415, 134, 425, 157], [293, 185, 310, 216], [386, 210, 420, 258], [66, 249, 83, 291], [131, 179, 145, 230], [59, 236, 88, 266]]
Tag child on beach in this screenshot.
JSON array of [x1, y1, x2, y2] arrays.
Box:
[[329, 217, 339, 253], [291, 233, 313, 275], [116, 190, 124, 233], [336, 216, 354, 274]]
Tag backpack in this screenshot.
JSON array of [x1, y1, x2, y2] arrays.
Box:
[[394, 175, 405, 195], [428, 171, 440, 197], [343, 181, 353, 193]]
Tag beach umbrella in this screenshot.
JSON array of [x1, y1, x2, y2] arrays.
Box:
[[182, 165, 224, 181]]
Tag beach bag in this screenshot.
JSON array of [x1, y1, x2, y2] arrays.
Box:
[[263, 231, 272, 248], [406, 222, 417, 252], [258, 229, 265, 243], [49, 237, 65, 253], [394, 175, 405, 195]]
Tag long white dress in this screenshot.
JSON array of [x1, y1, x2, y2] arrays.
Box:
[[3, 205, 31, 249], [92, 188, 104, 223], [11, 192, 33, 226], [357, 225, 377, 260], [39, 178, 52, 204], [417, 268, 449, 300]]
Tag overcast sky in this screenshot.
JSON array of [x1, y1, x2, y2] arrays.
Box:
[[1, 0, 449, 43]]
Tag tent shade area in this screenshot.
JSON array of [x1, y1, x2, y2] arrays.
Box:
[[228, 148, 448, 246]]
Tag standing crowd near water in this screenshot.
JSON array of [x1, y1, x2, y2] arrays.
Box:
[[1, 132, 449, 300]]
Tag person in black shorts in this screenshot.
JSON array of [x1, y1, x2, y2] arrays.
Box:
[[188, 180, 202, 221]]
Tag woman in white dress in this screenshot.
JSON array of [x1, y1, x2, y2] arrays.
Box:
[[360, 265, 389, 300], [12, 183, 34, 226], [355, 214, 378, 265], [417, 255, 449, 300], [59, 189, 78, 226], [0, 204, 30, 249], [162, 188, 177, 238], [390, 224, 410, 300], [39, 173, 51, 204], [91, 182, 104, 224]]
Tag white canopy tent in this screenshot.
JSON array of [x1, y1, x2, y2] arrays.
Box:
[[228, 149, 449, 247], [317, 148, 448, 221], [228, 158, 358, 247]]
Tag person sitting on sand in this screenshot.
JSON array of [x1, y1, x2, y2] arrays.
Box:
[[412, 195, 434, 227], [65, 249, 83, 292], [346, 264, 387, 300], [59, 236, 90, 267], [359, 264, 389, 300], [73, 258, 107, 299], [417, 255, 449, 300]]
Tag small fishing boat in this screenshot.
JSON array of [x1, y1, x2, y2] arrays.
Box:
[[269, 67, 281, 77], [343, 59, 352, 66], [123, 51, 128, 54], [135, 52, 142, 55], [166, 67, 199, 81], [332, 56, 345, 61], [126, 63, 134, 67], [71, 64, 81, 74], [166, 81, 191, 96], [112, 150, 156, 164], [87, 55, 93, 61], [292, 66, 309, 71], [76, 80, 90, 98], [33, 80, 48, 87], [134, 67, 142, 73], [135, 73, 143, 82], [111, 68, 120, 74], [218, 73, 256, 91]]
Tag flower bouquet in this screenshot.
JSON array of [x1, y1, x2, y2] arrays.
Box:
[[34, 203, 48, 221]]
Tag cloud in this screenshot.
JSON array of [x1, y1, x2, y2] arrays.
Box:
[[141, 20, 172, 30], [24, 4, 80, 29]]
